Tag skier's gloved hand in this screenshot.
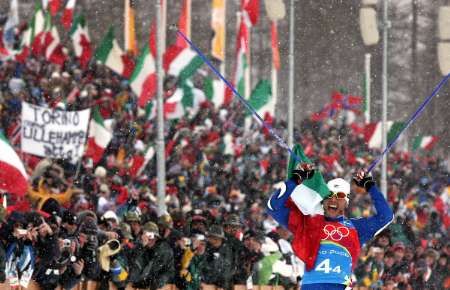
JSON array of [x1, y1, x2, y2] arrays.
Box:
[[353, 169, 375, 191], [291, 163, 315, 185]]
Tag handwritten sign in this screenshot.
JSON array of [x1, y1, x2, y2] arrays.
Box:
[[21, 102, 90, 162]]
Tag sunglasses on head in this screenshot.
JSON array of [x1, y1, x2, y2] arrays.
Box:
[[327, 191, 348, 199]]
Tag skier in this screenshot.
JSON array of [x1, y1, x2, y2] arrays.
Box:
[[267, 164, 394, 290]]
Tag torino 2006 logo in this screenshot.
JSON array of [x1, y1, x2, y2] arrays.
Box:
[[323, 224, 350, 241]]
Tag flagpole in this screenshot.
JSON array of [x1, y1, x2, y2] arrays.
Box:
[[381, 0, 389, 197], [288, 0, 295, 148], [245, 18, 251, 100], [364, 53, 371, 124], [220, 0, 226, 77], [186, 0, 191, 38], [155, 0, 166, 216], [161, 0, 167, 52]]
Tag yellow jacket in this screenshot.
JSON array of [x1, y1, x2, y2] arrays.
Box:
[[28, 179, 73, 210]]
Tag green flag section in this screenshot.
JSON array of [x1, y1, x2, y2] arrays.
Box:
[[364, 121, 405, 149], [0, 132, 28, 196], [412, 135, 439, 151], [287, 144, 331, 215], [247, 80, 276, 118]]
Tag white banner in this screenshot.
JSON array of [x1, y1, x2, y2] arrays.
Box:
[[21, 102, 90, 162]]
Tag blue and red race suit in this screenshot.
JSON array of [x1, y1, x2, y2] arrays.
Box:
[[267, 179, 393, 288]]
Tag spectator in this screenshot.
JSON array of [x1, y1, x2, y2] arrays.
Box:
[[129, 222, 174, 289], [201, 225, 233, 290]]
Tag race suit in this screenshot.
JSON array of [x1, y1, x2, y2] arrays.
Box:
[[267, 179, 393, 289]]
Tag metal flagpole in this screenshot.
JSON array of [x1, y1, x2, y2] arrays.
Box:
[[365, 53, 371, 124], [288, 0, 295, 148], [381, 0, 389, 197], [155, 0, 166, 215]]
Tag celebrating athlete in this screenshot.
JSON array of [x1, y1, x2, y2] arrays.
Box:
[[267, 164, 394, 290]]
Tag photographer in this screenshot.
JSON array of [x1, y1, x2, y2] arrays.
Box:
[[77, 217, 100, 280], [129, 222, 175, 289], [201, 225, 233, 290], [178, 234, 207, 290]]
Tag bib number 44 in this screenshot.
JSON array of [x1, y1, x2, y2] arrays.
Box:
[[315, 259, 341, 274]]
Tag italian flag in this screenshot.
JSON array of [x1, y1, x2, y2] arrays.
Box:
[[285, 144, 331, 215], [95, 27, 135, 78], [70, 15, 92, 69], [203, 77, 225, 109], [364, 121, 405, 149], [85, 108, 113, 164], [234, 20, 249, 98], [130, 45, 157, 107], [0, 132, 28, 196], [412, 136, 439, 151], [61, 0, 76, 30], [30, 5, 46, 56], [163, 44, 203, 81], [14, 26, 31, 63], [129, 146, 155, 178], [165, 80, 206, 120], [44, 25, 67, 66]]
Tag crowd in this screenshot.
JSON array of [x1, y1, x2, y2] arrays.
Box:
[[0, 30, 449, 290]]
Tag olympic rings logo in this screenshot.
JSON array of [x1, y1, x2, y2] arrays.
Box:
[[323, 224, 350, 241]]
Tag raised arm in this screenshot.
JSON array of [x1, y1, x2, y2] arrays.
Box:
[[266, 163, 314, 229], [351, 170, 394, 245]]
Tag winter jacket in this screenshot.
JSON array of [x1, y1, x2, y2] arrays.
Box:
[[0, 241, 5, 282], [201, 242, 233, 290], [28, 179, 73, 210], [130, 239, 175, 289]]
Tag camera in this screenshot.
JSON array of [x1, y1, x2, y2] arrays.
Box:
[[63, 239, 72, 248]]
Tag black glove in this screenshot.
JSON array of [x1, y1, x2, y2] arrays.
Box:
[[352, 169, 375, 191], [291, 163, 315, 185]]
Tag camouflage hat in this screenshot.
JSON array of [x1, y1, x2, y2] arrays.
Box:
[[142, 222, 159, 237], [124, 211, 141, 223], [224, 214, 242, 227], [157, 214, 173, 229], [118, 222, 133, 240], [206, 225, 225, 239]]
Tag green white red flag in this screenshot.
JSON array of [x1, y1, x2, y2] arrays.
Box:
[[130, 45, 156, 107], [85, 108, 113, 164], [95, 27, 135, 78], [364, 121, 405, 149], [412, 136, 439, 151], [70, 15, 92, 69]]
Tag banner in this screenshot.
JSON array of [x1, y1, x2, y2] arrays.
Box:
[[21, 102, 90, 162]]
